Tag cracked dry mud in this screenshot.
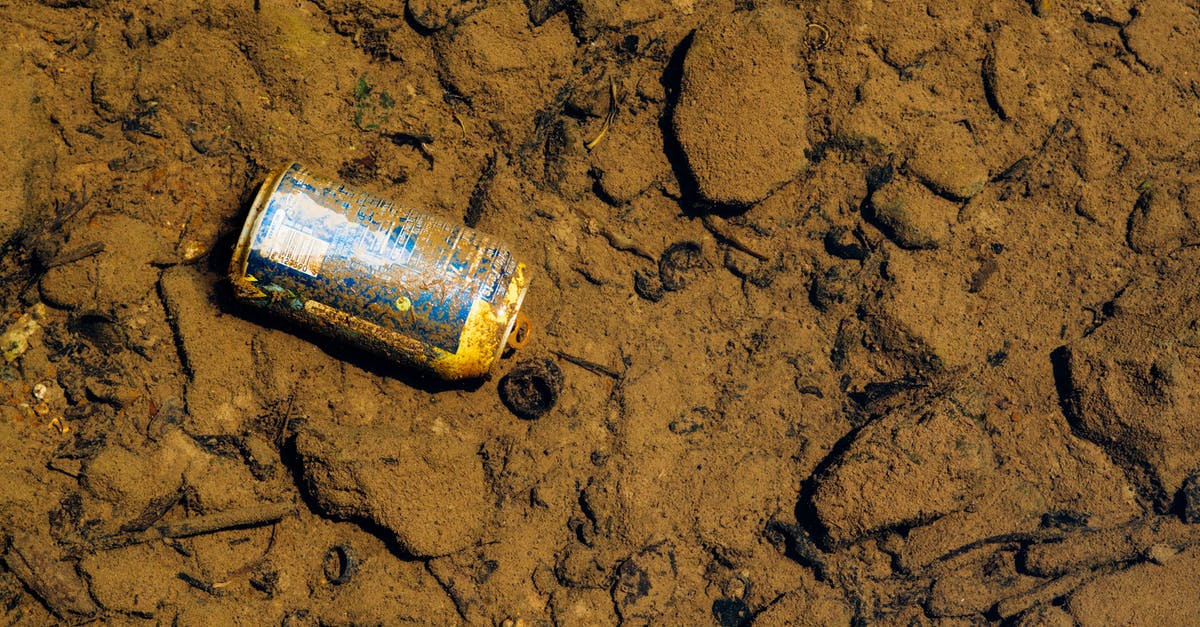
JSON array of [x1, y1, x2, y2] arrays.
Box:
[[2, 0, 1200, 624]]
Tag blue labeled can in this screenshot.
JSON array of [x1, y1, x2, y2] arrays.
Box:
[[228, 163, 530, 380]]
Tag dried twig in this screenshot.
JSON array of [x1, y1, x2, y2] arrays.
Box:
[[701, 215, 769, 261], [551, 349, 623, 379], [93, 502, 297, 550], [584, 78, 618, 150], [177, 572, 223, 596], [2, 534, 98, 620], [45, 242, 104, 269]]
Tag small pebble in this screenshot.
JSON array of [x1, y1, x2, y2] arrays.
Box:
[[1146, 543, 1177, 565], [866, 177, 956, 250], [907, 122, 988, 201]]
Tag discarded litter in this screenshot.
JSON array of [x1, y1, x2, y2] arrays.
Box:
[[1, 304, 47, 363], [322, 543, 358, 585], [229, 163, 531, 380], [499, 356, 563, 419]]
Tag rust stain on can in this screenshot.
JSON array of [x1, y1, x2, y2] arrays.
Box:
[[228, 163, 530, 380]]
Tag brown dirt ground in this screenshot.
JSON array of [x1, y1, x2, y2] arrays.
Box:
[[2, 0, 1200, 624]]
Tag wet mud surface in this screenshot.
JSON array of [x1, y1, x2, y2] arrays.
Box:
[[2, 0, 1200, 624]]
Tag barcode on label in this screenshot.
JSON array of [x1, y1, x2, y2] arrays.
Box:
[[264, 225, 330, 277]]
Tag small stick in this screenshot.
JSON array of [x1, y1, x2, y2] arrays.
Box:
[[551, 350, 622, 379], [701, 215, 769, 261], [177, 572, 222, 596], [3, 534, 98, 619], [94, 502, 297, 550], [584, 78, 618, 150], [155, 502, 296, 539], [46, 242, 104, 268]]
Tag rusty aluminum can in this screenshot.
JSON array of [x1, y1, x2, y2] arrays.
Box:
[[228, 163, 530, 380]]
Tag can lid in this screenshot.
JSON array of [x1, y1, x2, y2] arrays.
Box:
[[228, 163, 296, 284]]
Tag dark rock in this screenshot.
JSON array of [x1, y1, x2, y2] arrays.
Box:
[[1040, 510, 1090, 530], [68, 310, 123, 352], [612, 543, 677, 622], [968, 257, 999, 293], [809, 266, 854, 312]]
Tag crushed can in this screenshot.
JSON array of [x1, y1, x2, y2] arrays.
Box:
[[228, 163, 530, 380]]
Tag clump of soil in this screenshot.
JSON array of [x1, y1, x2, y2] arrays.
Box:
[[2, 0, 1200, 624]]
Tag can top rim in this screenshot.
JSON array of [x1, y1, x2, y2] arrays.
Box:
[[228, 162, 296, 282]]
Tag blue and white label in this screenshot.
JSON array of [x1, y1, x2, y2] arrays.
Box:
[[244, 164, 517, 353]]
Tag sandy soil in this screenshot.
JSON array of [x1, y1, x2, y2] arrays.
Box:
[[2, 0, 1200, 624]]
